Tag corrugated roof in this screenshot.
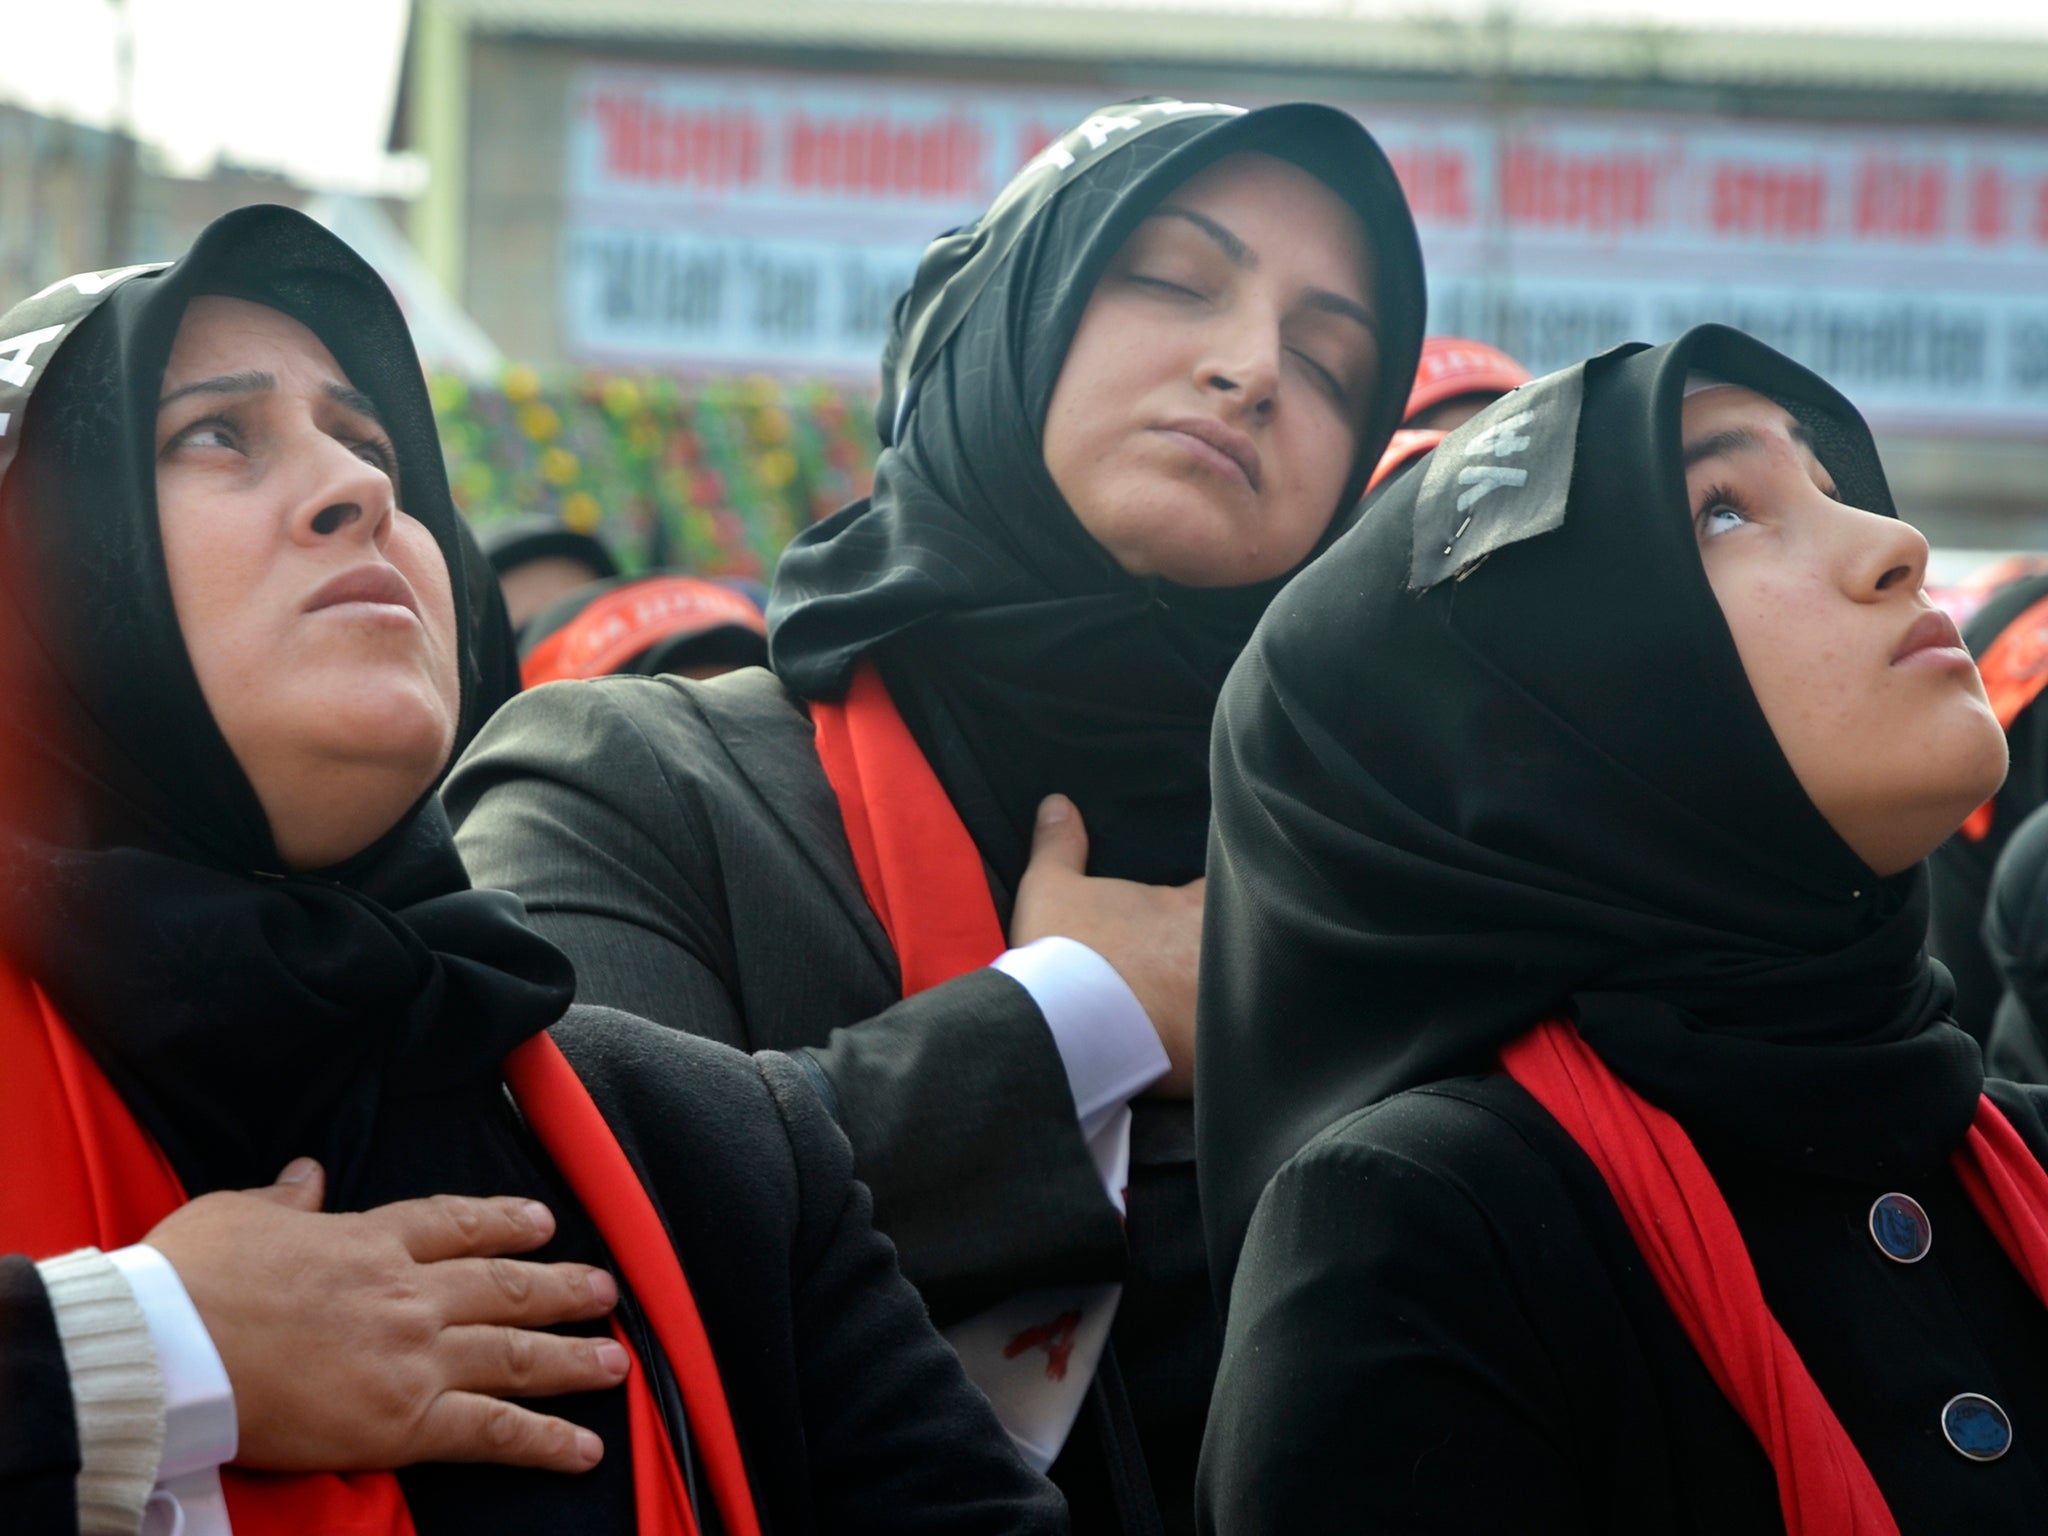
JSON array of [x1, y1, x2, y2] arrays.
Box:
[[426, 0, 2048, 96]]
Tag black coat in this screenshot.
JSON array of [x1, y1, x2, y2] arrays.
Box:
[[1980, 802, 2048, 1085], [4, 1007, 1066, 1536], [447, 666, 1219, 1536], [1198, 1071, 2048, 1534]]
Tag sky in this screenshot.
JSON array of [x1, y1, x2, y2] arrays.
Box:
[[0, 0, 2041, 193]]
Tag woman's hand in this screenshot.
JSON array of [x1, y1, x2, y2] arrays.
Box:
[[143, 1159, 629, 1474], [1010, 793, 1204, 1097]]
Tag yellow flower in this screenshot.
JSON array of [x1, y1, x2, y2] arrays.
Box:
[[540, 446, 579, 485], [754, 447, 797, 490], [562, 490, 603, 533], [518, 402, 561, 442], [751, 406, 792, 446], [502, 364, 542, 404]]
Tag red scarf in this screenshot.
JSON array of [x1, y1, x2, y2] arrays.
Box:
[[0, 953, 761, 1536], [1501, 1017, 2048, 1536], [810, 661, 1006, 992]]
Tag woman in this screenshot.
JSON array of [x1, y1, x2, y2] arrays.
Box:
[[0, 205, 1062, 1535], [447, 98, 1424, 1534], [1195, 324, 2048, 1532]]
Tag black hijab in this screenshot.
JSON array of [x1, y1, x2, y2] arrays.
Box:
[[1199, 324, 1978, 1291], [0, 205, 573, 1204], [770, 100, 1425, 890], [1928, 571, 2048, 1042]]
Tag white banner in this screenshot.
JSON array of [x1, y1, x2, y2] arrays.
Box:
[[562, 62, 2048, 430]]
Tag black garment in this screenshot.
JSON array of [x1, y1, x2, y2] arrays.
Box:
[[0, 210, 1060, 1535], [459, 512, 526, 718], [462, 97, 1426, 1534], [1980, 799, 2048, 1081], [770, 99, 1424, 889], [1930, 572, 2048, 1044], [1199, 325, 1970, 1297], [0, 1257, 73, 1530], [447, 667, 1215, 1534], [1199, 1074, 2048, 1534]]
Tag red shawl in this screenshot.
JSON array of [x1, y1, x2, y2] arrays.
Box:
[[1502, 1017, 2048, 1536], [1, 953, 761, 1536]]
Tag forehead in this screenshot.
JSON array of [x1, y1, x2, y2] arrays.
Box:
[[1144, 150, 1374, 298], [1679, 383, 1801, 450], [163, 295, 346, 388]]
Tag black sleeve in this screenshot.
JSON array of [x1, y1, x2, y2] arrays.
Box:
[[447, 678, 1125, 1321], [1197, 1125, 1584, 1536], [0, 1254, 82, 1533], [758, 1054, 1070, 1536]]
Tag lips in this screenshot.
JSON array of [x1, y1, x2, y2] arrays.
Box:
[[305, 563, 420, 618], [1891, 608, 1967, 666], [1156, 416, 1262, 492]]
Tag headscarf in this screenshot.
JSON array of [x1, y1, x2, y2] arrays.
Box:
[[1928, 571, 2048, 1041], [1402, 334, 1533, 424], [0, 205, 573, 1203], [458, 512, 527, 718], [770, 100, 1425, 891], [1199, 323, 1978, 1291]]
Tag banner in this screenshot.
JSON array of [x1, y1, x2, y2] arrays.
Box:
[[562, 63, 2048, 431]]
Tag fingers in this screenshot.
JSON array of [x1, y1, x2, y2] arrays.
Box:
[[382, 1194, 559, 1263], [425, 1255, 619, 1328], [239, 1157, 326, 1212], [1026, 794, 1090, 876], [414, 1392, 607, 1474], [439, 1323, 632, 1402]]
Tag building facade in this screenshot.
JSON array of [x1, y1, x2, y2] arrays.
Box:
[[402, 0, 2048, 545]]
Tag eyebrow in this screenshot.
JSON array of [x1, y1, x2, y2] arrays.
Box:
[[1149, 205, 1378, 336], [158, 370, 385, 425], [1681, 419, 1815, 472]]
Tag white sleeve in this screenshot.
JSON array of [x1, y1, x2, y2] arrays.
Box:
[[36, 1247, 163, 1536], [992, 935, 1168, 1207], [108, 1246, 235, 1482]]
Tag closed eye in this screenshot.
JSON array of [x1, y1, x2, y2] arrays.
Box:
[[1128, 274, 1204, 300], [1289, 348, 1347, 405]]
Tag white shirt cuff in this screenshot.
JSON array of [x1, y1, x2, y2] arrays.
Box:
[[114, 1245, 237, 1480], [994, 935, 1168, 1152]]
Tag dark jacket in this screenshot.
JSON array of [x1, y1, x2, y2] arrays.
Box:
[[1199, 1071, 2048, 1534], [446, 667, 1217, 1535], [5, 1007, 1066, 1536], [1982, 802, 2048, 1084]]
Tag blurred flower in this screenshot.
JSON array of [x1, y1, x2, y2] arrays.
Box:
[[501, 363, 542, 403], [540, 446, 580, 485], [562, 490, 603, 533], [602, 376, 643, 418], [518, 402, 561, 442]]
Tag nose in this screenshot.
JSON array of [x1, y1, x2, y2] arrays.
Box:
[[290, 434, 395, 550], [1840, 500, 1928, 601], [1194, 307, 1281, 423]]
